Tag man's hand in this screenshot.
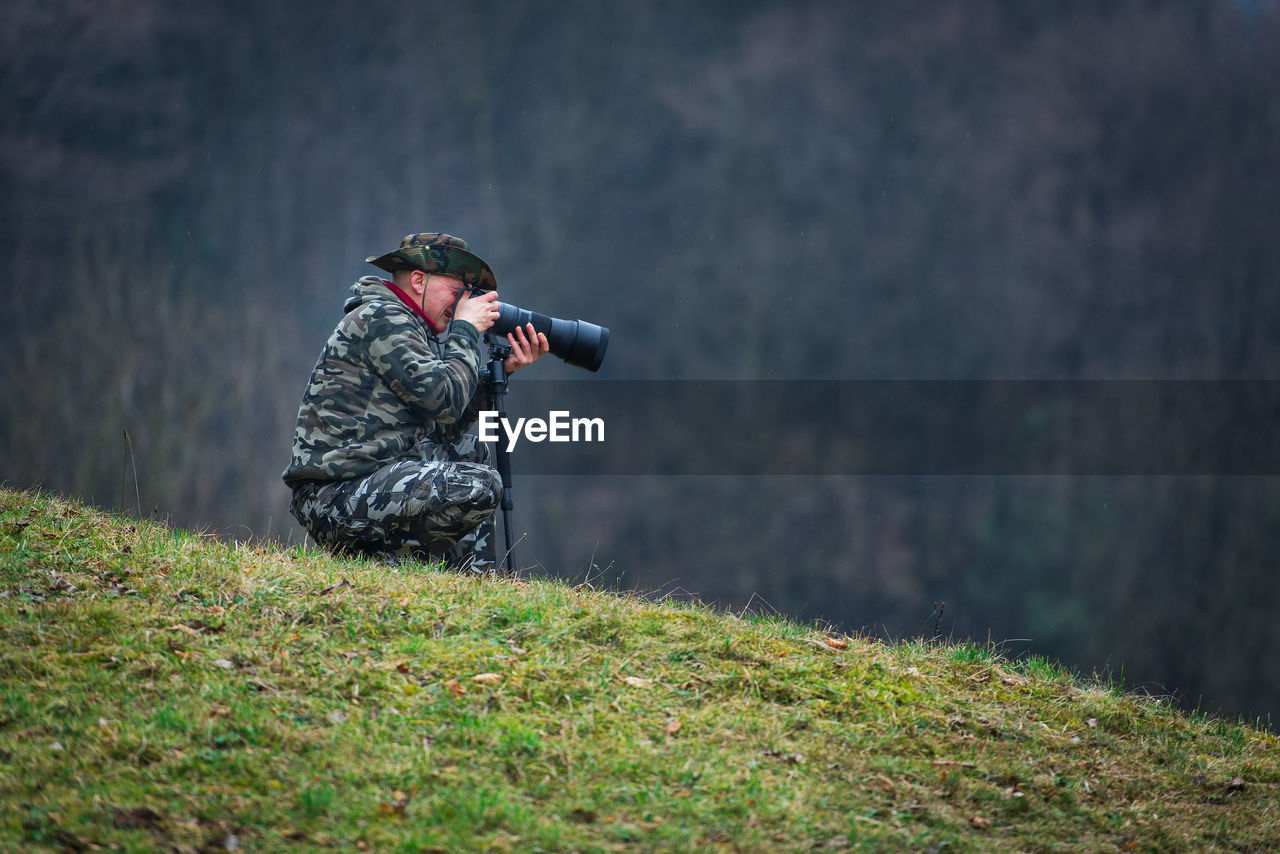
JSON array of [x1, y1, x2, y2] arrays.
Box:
[[503, 322, 550, 374], [453, 289, 501, 332]]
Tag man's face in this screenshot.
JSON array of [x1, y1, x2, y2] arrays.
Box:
[[411, 271, 469, 328]]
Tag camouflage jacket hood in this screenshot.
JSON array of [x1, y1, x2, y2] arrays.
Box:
[[282, 276, 491, 487]]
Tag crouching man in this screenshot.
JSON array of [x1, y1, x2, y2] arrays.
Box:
[[282, 232, 548, 573]]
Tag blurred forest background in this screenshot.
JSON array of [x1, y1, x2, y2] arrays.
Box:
[[3, 0, 1279, 722]]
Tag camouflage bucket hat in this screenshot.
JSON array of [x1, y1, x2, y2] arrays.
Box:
[[366, 232, 497, 290]]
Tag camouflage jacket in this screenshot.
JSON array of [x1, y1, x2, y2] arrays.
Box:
[[282, 276, 492, 488]]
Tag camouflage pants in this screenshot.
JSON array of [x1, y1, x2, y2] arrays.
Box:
[[289, 434, 501, 573]]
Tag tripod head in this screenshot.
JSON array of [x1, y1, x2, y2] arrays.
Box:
[[484, 334, 512, 391]]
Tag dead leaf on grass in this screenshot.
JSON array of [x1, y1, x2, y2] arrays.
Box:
[[379, 790, 411, 816], [662, 719, 682, 735], [970, 816, 991, 829], [318, 578, 352, 595], [472, 673, 502, 685], [445, 679, 465, 697], [825, 636, 848, 649], [762, 748, 805, 764], [49, 578, 79, 594], [112, 805, 165, 829], [623, 676, 652, 688]]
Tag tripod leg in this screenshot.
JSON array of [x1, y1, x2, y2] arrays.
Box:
[[485, 336, 518, 577]]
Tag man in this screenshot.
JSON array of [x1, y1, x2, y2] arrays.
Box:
[[283, 232, 548, 573]]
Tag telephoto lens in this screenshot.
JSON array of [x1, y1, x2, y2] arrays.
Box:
[[492, 302, 610, 372]]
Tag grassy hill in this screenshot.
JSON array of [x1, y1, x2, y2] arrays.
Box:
[[1, 487, 1277, 852]]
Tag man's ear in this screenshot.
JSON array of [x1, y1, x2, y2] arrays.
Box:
[[409, 270, 429, 295]]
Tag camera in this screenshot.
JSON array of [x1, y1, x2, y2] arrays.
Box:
[[491, 301, 610, 372]]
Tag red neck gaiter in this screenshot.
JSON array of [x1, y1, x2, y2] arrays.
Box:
[[385, 280, 443, 335]]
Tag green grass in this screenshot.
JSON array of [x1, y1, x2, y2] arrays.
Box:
[[1, 486, 1277, 852]]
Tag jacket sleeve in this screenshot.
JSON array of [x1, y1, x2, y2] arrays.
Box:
[[434, 364, 496, 443], [358, 304, 485, 426]]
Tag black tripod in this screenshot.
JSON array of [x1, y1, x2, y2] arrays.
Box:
[[484, 336, 518, 576]]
